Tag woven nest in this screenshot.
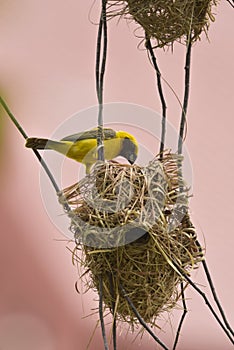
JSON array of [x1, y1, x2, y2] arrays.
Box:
[[59, 152, 203, 327], [107, 0, 217, 47]]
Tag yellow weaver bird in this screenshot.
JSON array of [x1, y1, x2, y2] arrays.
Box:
[[25, 128, 138, 174]]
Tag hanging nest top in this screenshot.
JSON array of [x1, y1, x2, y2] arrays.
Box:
[[106, 0, 217, 47], [59, 152, 204, 328]]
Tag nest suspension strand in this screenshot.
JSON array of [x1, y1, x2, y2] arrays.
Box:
[[59, 152, 203, 328], [106, 0, 217, 47]]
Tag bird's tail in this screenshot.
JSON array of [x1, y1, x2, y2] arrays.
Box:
[[25, 138, 62, 150], [25, 138, 72, 158]]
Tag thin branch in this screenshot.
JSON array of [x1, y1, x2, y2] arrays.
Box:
[[108, 273, 117, 350], [96, 0, 108, 161], [99, 1, 108, 107], [120, 284, 170, 350], [0, 96, 62, 196], [178, 37, 192, 155], [96, 5, 110, 346], [193, 240, 234, 337], [173, 282, 188, 350], [171, 260, 234, 345], [226, 0, 234, 8], [0, 96, 28, 139], [145, 37, 167, 158], [99, 275, 109, 350], [202, 259, 234, 337]]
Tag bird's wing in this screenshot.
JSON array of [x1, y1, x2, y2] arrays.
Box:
[[61, 128, 116, 142]]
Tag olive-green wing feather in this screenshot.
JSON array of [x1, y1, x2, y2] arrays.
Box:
[[61, 128, 116, 142]]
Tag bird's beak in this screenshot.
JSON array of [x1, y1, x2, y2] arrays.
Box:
[[128, 153, 137, 165]]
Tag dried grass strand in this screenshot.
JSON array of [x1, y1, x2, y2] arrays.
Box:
[[60, 152, 203, 330], [106, 0, 218, 47]]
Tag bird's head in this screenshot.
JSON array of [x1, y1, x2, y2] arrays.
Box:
[[117, 131, 138, 165]]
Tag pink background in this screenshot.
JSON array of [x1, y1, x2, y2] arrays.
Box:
[[0, 1, 233, 349]]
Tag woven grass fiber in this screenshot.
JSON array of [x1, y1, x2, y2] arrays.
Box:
[[59, 152, 203, 327], [106, 0, 217, 47]]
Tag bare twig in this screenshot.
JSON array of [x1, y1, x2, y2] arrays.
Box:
[[226, 0, 234, 8], [171, 260, 234, 345], [99, 275, 109, 350], [96, 0, 108, 161], [202, 259, 234, 337], [0, 96, 62, 196], [120, 284, 170, 350], [145, 37, 167, 157], [108, 273, 117, 350], [178, 37, 192, 155], [173, 282, 188, 350], [96, 3, 110, 348]]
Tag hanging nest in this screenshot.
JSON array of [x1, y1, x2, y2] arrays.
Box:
[[106, 0, 217, 47], [59, 152, 203, 328]]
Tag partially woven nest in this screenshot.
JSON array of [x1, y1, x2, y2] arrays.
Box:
[[107, 0, 217, 47], [59, 152, 203, 327]]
